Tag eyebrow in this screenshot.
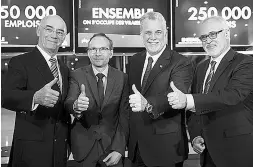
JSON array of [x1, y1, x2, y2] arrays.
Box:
[[45, 25, 64, 32]]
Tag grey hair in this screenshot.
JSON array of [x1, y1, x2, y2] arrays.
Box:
[[140, 12, 167, 33], [201, 16, 230, 30]]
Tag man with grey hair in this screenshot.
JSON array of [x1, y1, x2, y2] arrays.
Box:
[[168, 16, 253, 167], [127, 11, 193, 167], [2, 15, 70, 167]]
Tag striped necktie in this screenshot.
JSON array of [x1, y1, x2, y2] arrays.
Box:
[[49, 58, 61, 89], [203, 61, 216, 94]]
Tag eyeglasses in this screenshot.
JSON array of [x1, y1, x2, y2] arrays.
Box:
[[199, 30, 224, 42], [88, 47, 111, 54], [42, 26, 66, 38]]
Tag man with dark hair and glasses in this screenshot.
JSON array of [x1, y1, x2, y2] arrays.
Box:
[[2, 15, 70, 167], [167, 16, 253, 167], [65, 33, 129, 167]]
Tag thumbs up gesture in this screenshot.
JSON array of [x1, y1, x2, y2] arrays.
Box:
[[74, 84, 89, 113], [167, 81, 187, 109], [34, 78, 60, 107], [129, 84, 148, 112]]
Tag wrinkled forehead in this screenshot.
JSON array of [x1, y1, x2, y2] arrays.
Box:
[[199, 19, 225, 35], [41, 16, 66, 32]]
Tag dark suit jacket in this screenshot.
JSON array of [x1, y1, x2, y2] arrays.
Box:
[[127, 47, 193, 166], [2, 48, 70, 167], [64, 65, 129, 162], [188, 49, 253, 167]]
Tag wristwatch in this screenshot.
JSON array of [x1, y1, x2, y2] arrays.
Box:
[[145, 102, 153, 114]]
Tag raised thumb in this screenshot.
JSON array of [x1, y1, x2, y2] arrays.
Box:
[[81, 84, 86, 96], [46, 78, 58, 88], [132, 84, 140, 94], [170, 81, 179, 92]]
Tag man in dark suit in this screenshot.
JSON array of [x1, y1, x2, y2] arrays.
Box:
[[64, 33, 129, 167], [127, 12, 193, 167], [167, 16, 253, 167], [2, 15, 70, 167]]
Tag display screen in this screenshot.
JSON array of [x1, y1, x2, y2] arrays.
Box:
[[173, 0, 253, 48], [1, 0, 72, 50], [76, 0, 168, 49]]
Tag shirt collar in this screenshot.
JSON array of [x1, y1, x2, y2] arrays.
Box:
[[92, 65, 109, 78], [146, 45, 166, 62], [36, 45, 58, 62], [211, 47, 230, 64]]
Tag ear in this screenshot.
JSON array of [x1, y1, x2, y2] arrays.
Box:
[[109, 50, 113, 59], [36, 26, 40, 37], [225, 29, 230, 39]]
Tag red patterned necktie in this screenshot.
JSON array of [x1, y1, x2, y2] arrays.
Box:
[[203, 61, 216, 94]]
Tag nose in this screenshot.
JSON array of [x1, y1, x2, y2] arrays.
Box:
[[150, 33, 156, 40], [205, 36, 213, 44]]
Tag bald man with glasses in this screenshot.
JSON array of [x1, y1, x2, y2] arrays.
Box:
[[167, 16, 253, 167]]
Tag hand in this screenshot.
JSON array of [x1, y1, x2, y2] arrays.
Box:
[[103, 151, 122, 166], [129, 84, 147, 112], [192, 136, 205, 154], [34, 78, 60, 107], [74, 84, 89, 114], [167, 81, 187, 109]]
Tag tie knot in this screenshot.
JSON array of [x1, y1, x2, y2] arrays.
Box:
[[210, 61, 216, 69], [148, 57, 154, 64], [96, 73, 105, 80], [49, 58, 57, 64]]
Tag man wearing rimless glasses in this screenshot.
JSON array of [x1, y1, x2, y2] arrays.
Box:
[[167, 16, 253, 167]]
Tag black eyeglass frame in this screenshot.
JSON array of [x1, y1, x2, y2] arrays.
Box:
[[199, 29, 224, 42]]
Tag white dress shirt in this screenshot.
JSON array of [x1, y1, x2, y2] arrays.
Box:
[[92, 65, 109, 94], [141, 45, 166, 86]]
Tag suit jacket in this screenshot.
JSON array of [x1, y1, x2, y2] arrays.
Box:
[[64, 65, 129, 162], [127, 47, 193, 166], [188, 49, 253, 167], [2, 48, 70, 167]]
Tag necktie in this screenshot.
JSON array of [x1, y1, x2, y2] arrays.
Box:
[[142, 57, 153, 92], [203, 61, 216, 94], [49, 58, 61, 89], [96, 73, 105, 107]]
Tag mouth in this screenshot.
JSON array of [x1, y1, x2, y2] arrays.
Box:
[[148, 41, 159, 45], [206, 44, 216, 49]]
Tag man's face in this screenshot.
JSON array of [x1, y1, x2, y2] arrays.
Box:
[[200, 20, 229, 58], [37, 16, 66, 54], [141, 19, 167, 56], [88, 36, 113, 68]]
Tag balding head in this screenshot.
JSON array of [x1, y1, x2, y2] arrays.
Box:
[[37, 15, 67, 56]]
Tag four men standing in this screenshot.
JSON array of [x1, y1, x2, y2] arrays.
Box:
[[2, 11, 253, 167]]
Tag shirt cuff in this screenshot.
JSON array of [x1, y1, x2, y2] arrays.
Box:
[[31, 96, 39, 111], [186, 94, 196, 112]]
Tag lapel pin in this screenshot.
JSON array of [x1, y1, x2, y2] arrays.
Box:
[[160, 65, 163, 68]]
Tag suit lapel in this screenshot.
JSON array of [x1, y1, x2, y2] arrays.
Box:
[[58, 58, 67, 97], [199, 59, 210, 93], [32, 48, 60, 92], [142, 48, 172, 95], [102, 66, 116, 110], [208, 49, 235, 92], [132, 52, 146, 92], [85, 65, 100, 106]]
